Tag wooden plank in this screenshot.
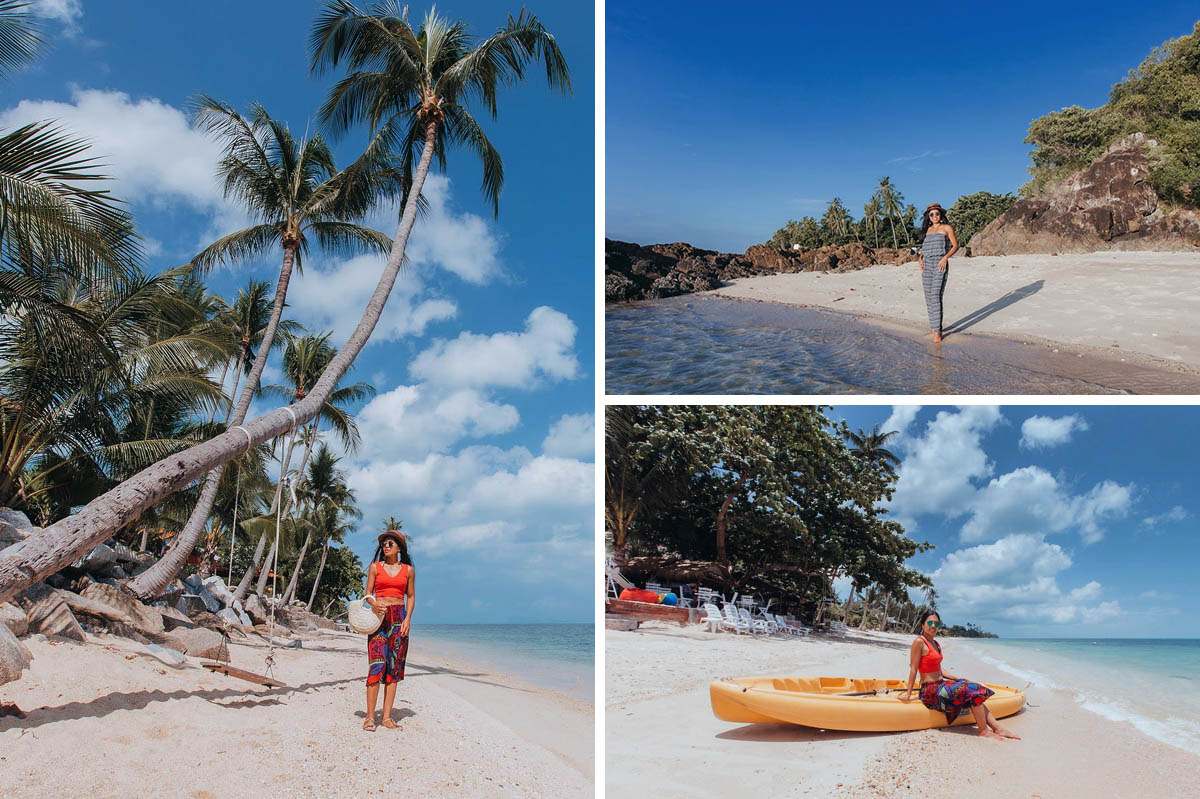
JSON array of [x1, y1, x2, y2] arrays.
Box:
[[202, 661, 285, 688], [605, 598, 691, 626]]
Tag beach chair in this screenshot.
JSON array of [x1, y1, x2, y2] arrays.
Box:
[[785, 615, 812, 636], [754, 608, 781, 635], [829, 620, 848, 637], [772, 614, 799, 637], [605, 556, 635, 599], [700, 603, 724, 633], [738, 606, 771, 636], [721, 603, 751, 635], [697, 587, 719, 607]]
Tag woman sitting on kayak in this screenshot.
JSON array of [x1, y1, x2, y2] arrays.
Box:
[[899, 611, 1020, 740]]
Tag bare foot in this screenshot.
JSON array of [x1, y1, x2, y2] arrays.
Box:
[[363, 718, 377, 731], [978, 728, 1004, 740], [381, 718, 398, 729], [994, 726, 1021, 739], [932, 332, 943, 344]]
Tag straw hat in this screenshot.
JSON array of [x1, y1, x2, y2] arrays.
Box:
[[925, 202, 947, 215], [377, 529, 405, 547]]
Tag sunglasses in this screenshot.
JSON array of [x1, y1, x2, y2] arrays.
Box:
[[924, 620, 944, 629], [382, 540, 399, 548]]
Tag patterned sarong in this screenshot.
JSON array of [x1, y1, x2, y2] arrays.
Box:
[[366, 603, 409, 685], [919, 678, 994, 725]]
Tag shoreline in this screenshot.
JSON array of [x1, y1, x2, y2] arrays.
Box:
[[708, 251, 1200, 376], [606, 623, 1200, 799], [1, 628, 592, 798]]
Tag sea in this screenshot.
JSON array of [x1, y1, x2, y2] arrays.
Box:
[[957, 638, 1200, 755], [606, 295, 1200, 395], [414, 623, 594, 704]]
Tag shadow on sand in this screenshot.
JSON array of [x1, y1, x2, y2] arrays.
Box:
[[716, 722, 903, 743], [944, 280, 1044, 336]]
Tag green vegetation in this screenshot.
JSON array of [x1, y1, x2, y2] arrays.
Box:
[[949, 191, 1018, 246], [941, 622, 998, 638], [605, 406, 934, 626], [1025, 20, 1200, 205]]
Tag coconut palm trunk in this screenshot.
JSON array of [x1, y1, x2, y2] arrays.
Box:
[[306, 535, 331, 610], [125, 244, 297, 599], [0, 134, 432, 605]]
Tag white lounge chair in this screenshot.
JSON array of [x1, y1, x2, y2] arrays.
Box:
[[700, 603, 724, 633], [829, 620, 848, 637], [721, 603, 751, 635], [738, 606, 771, 635]]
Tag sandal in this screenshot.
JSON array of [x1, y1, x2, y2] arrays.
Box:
[[381, 718, 398, 729], [363, 719, 377, 731]]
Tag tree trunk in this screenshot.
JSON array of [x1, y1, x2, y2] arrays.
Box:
[[125, 245, 298, 600], [858, 586, 873, 630], [714, 475, 749, 566], [0, 123, 439, 607], [880, 593, 892, 632], [306, 534, 331, 610], [221, 343, 247, 425], [281, 528, 313, 604]]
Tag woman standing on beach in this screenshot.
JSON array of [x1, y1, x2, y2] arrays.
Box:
[[363, 528, 415, 731], [900, 611, 1020, 740], [919, 203, 958, 343]]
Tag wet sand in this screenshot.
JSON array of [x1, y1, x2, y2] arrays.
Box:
[[606, 623, 1200, 799], [0, 630, 592, 799], [710, 250, 1200, 388]]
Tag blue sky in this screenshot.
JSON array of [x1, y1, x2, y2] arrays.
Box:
[[5, 1, 595, 623], [606, 0, 1200, 252], [826, 405, 1199, 639]]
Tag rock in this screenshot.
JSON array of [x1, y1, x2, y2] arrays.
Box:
[[176, 594, 209, 617], [0, 508, 34, 533], [78, 578, 163, 634], [16, 583, 85, 641], [182, 574, 204, 593], [140, 643, 187, 668], [72, 542, 117, 571], [0, 521, 27, 550], [1, 602, 28, 636], [156, 605, 196, 631], [216, 608, 247, 629], [166, 626, 227, 660], [156, 578, 185, 606], [970, 134, 1200, 255], [57, 589, 132, 626], [0, 622, 32, 684], [129, 552, 155, 577], [201, 575, 235, 607], [110, 541, 136, 564], [243, 593, 270, 625]]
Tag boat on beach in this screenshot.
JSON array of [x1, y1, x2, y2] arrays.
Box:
[[710, 675, 1026, 732]]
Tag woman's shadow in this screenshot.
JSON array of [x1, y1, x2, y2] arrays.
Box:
[[943, 280, 1043, 337]]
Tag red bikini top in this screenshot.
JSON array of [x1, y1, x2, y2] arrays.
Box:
[[373, 562, 408, 599], [918, 637, 943, 673]]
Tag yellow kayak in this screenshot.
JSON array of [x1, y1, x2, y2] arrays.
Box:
[[710, 676, 1026, 732]]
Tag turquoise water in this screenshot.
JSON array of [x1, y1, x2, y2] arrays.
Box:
[[957, 638, 1200, 754], [413, 624, 593, 704]]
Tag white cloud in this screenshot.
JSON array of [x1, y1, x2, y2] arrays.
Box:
[[0, 88, 224, 209], [958, 467, 1133, 545], [1141, 505, 1189, 529], [32, 0, 82, 34], [354, 384, 519, 459], [410, 306, 579, 388], [542, 413, 594, 459], [881, 406, 920, 443], [403, 175, 503, 284], [285, 253, 458, 346], [1019, 414, 1089, 449], [1140, 590, 1176, 600], [932, 534, 1123, 626], [889, 406, 1001, 521]]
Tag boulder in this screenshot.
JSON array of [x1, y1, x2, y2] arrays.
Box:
[[201, 575, 236, 607], [156, 578, 185, 606], [1, 602, 28, 637], [140, 643, 187, 668], [156, 605, 196, 631], [165, 626, 227, 660], [0, 622, 32, 684], [57, 589, 131, 626], [970, 134, 1200, 255], [0, 520, 27, 550], [110, 541, 137, 564], [216, 608, 250, 629], [78, 579, 164, 634], [243, 593, 270, 625], [16, 583, 85, 641], [0, 508, 34, 534], [72, 543, 117, 571]]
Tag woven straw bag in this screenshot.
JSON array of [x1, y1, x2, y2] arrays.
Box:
[[347, 597, 383, 635]]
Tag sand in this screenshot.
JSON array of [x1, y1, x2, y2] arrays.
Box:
[[0, 628, 592, 799], [606, 623, 1200, 799], [712, 251, 1200, 373]]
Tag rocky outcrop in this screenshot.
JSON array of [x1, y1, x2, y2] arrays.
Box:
[[17, 583, 85, 641], [0, 622, 32, 684], [970, 133, 1200, 255], [605, 239, 917, 302], [0, 603, 27, 637]]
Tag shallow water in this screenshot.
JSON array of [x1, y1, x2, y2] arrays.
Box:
[[606, 295, 1200, 395], [415, 623, 593, 703], [959, 638, 1200, 755]]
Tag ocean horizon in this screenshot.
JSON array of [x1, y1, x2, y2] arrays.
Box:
[[412, 623, 594, 704], [957, 637, 1200, 755]]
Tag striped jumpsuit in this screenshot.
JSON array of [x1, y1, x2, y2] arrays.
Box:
[[921, 232, 950, 333]]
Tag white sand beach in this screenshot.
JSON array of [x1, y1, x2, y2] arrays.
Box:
[[712, 251, 1200, 372], [1, 629, 592, 799], [606, 623, 1200, 799]]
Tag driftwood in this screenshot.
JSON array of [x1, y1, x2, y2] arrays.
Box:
[[605, 598, 691, 626]]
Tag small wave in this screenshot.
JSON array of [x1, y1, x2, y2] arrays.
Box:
[[978, 655, 1064, 690], [1076, 695, 1200, 755]]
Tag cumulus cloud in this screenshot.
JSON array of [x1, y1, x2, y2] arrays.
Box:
[[410, 306, 579, 388], [881, 405, 920, 443], [1019, 414, 1089, 449], [354, 385, 520, 460], [889, 406, 1001, 521], [32, 0, 82, 34], [958, 466, 1133, 545], [932, 534, 1123, 625], [402, 175, 503, 284], [542, 413, 594, 459], [0, 88, 223, 209]]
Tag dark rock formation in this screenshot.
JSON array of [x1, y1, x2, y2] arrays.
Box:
[[970, 133, 1200, 255], [605, 239, 917, 302]]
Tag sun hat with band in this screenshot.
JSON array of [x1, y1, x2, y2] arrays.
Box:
[[378, 529, 405, 547], [925, 202, 947, 216]]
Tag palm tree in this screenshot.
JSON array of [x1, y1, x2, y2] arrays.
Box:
[[874, 177, 907, 249], [0, 5, 569, 606], [126, 100, 394, 600], [0, 1, 42, 80], [280, 443, 358, 604], [845, 425, 901, 474], [211, 280, 300, 425]]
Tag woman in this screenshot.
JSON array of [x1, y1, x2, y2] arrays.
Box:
[[362, 528, 415, 731], [918, 203, 958, 343], [899, 611, 1019, 740]]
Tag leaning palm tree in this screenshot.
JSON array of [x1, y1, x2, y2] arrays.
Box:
[[0, 4, 569, 605], [126, 101, 394, 600]]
